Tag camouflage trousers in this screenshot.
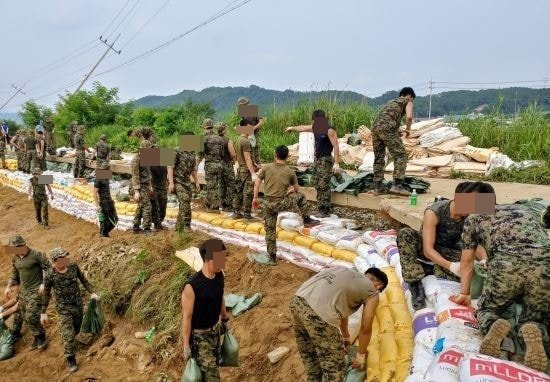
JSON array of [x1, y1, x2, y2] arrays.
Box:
[[133, 185, 152, 230], [396, 227, 460, 283], [371, 128, 407, 183], [0, 151, 5, 169], [46, 133, 56, 154], [191, 325, 222, 382], [11, 309, 23, 335], [26, 150, 38, 172], [175, 182, 192, 231], [219, 162, 236, 210], [233, 167, 253, 216], [313, 155, 334, 214], [264, 193, 309, 260], [205, 161, 222, 210], [37, 155, 47, 171], [73, 150, 86, 178], [477, 251, 550, 351], [19, 291, 45, 337], [290, 296, 345, 382], [99, 199, 118, 236], [67, 132, 74, 148], [57, 304, 83, 357], [151, 186, 168, 225], [16, 151, 24, 171], [33, 196, 49, 225]]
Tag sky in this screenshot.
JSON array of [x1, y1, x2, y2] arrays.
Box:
[[1, 0, 549, 112]]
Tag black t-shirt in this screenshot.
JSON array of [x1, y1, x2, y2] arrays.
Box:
[[94, 179, 112, 201], [186, 270, 224, 330]]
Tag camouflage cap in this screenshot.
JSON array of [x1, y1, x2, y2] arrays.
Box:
[[32, 167, 42, 175], [99, 134, 107, 140], [77, 125, 85, 131], [49, 247, 69, 261], [140, 139, 152, 148], [202, 118, 214, 128], [237, 96, 249, 105], [216, 122, 227, 134], [45, 116, 52, 122], [71, 121, 78, 125], [97, 162, 110, 170], [8, 235, 26, 246]]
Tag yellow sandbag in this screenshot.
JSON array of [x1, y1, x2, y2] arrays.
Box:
[[376, 306, 394, 334], [293, 235, 319, 248], [391, 303, 412, 332], [365, 316, 380, 382], [311, 242, 334, 257], [396, 358, 412, 382], [245, 222, 264, 233], [385, 285, 406, 305], [378, 333, 397, 380], [197, 212, 219, 223], [380, 267, 400, 287], [210, 218, 225, 226], [395, 334, 414, 361], [277, 230, 298, 242], [233, 222, 248, 231], [332, 249, 357, 262], [191, 211, 199, 219], [259, 227, 281, 235], [378, 291, 390, 309], [221, 219, 236, 229]]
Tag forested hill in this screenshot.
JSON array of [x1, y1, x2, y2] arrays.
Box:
[[132, 85, 550, 117]]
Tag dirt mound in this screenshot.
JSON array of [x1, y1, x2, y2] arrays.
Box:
[[0, 186, 313, 381]]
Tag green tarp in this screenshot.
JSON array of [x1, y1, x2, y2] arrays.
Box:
[[515, 198, 550, 228]]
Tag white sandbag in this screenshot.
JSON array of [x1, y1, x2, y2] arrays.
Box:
[[307, 252, 336, 266], [358, 151, 376, 172], [374, 238, 400, 265], [346, 305, 363, 343], [354, 257, 371, 274], [422, 276, 461, 309], [423, 348, 464, 382], [335, 234, 363, 250], [315, 217, 344, 227], [435, 319, 483, 353], [276, 211, 301, 226], [357, 244, 390, 268], [419, 126, 462, 148], [340, 218, 360, 230], [407, 344, 435, 382], [279, 218, 303, 232], [485, 152, 516, 175], [317, 228, 359, 245], [362, 229, 397, 245], [302, 223, 338, 238], [458, 352, 550, 382], [298, 132, 315, 165], [328, 259, 354, 269], [243, 233, 266, 244], [412, 308, 438, 348], [276, 241, 293, 253], [248, 242, 268, 255]]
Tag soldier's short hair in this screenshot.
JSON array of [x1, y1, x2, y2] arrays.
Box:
[[199, 239, 226, 261], [312, 109, 326, 119], [399, 87, 416, 99], [275, 145, 289, 160]]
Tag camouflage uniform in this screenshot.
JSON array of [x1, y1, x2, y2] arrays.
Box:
[[44, 118, 56, 155], [131, 143, 153, 230], [42, 256, 94, 357], [240, 116, 261, 166], [36, 136, 47, 171], [198, 128, 224, 210], [14, 133, 25, 171], [397, 200, 463, 283], [150, 165, 168, 226], [233, 136, 254, 217], [66, 123, 76, 149], [0, 132, 6, 168], [313, 155, 334, 215], [134, 127, 156, 144], [30, 174, 49, 225], [94, 175, 118, 237], [462, 204, 550, 344], [371, 96, 409, 183], [191, 325, 222, 381], [73, 130, 86, 178], [290, 295, 346, 382], [218, 128, 236, 211], [172, 149, 196, 231], [8, 238, 50, 338], [94, 137, 110, 169], [24, 133, 38, 173]]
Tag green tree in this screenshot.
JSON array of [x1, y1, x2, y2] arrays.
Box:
[[19, 101, 51, 127], [133, 107, 156, 126]]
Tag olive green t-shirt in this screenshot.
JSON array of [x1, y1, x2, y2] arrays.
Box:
[[235, 136, 252, 167], [295, 267, 378, 327], [9, 249, 51, 295], [258, 163, 298, 198]]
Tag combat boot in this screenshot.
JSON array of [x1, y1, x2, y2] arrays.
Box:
[[370, 181, 388, 196], [10, 331, 22, 345], [519, 322, 547, 372], [479, 319, 511, 358], [390, 180, 411, 196], [66, 355, 78, 372], [303, 216, 320, 227], [35, 333, 48, 350], [409, 281, 426, 311]]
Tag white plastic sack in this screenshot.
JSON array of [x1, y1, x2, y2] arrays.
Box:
[[374, 238, 400, 265], [358, 151, 376, 172], [412, 308, 438, 348], [298, 132, 315, 165], [419, 126, 463, 148], [346, 305, 364, 343], [459, 353, 550, 382], [357, 244, 390, 268], [407, 344, 435, 382], [422, 276, 461, 310], [423, 347, 464, 382], [279, 218, 303, 232], [317, 228, 359, 245], [303, 223, 337, 238], [485, 152, 516, 175], [435, 319, 483, 353], [335, 234, 363, 250], [362, 229, 397, 245], [354, 257, 370, 274], [276, 212, 301, 226]]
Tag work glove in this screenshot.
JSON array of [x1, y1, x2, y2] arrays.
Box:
[[184, 344, 192, 361], [40, 313, 49, 327], [332, 163, 340, 174], [449, 262, 461, 277], [96, 206, 101, 213], [352, 352, 366, 369], [90, 293, 100, 301]]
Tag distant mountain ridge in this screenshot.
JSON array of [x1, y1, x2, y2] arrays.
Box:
[[132, 85, 550, 118]]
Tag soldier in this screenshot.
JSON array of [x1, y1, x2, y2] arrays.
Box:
[[168, 133, 200, 232], [397, 181, 493, 310], [73, 125, 89, 178], [0, 128, 7, 169], [451, 204, 550, 372], [28, 167, 54, 228], [291, 267, 388, 381], [93, 162, 118, 237], [217, 122, 237, 212], [127, 126, 157, 144], [285, 109, 341, 217], [196, 118, 224, 212], [66, 121, 76, 148], [94, 134, 110, 169], [252, 145, 319, 265], [232, 125, 257, 220], [182, 239, 231, 381], [41, 247, 99, 373], [237, 96, 264, 169], [11, 130, 25, 172], [150, 144, 168, 230], [35, 130, 47, 170], [131, 140, 154, 234], [3, 235, 50, 351], [370, 87, 416, 196], [44, 116, 56, 155], [24, 128, 39, 173]]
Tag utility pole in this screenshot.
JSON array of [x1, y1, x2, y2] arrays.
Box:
[[0, 84, 26, 112], [428, 78, 433, 120], [74, 34, 122, 94]]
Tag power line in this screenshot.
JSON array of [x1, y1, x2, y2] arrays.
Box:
[[101, 0, 132, 36], [121, 0, 172, 50], [106, 0, 142, 40], [434, 79, 547, 85], [0, 85, 26, 112]]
